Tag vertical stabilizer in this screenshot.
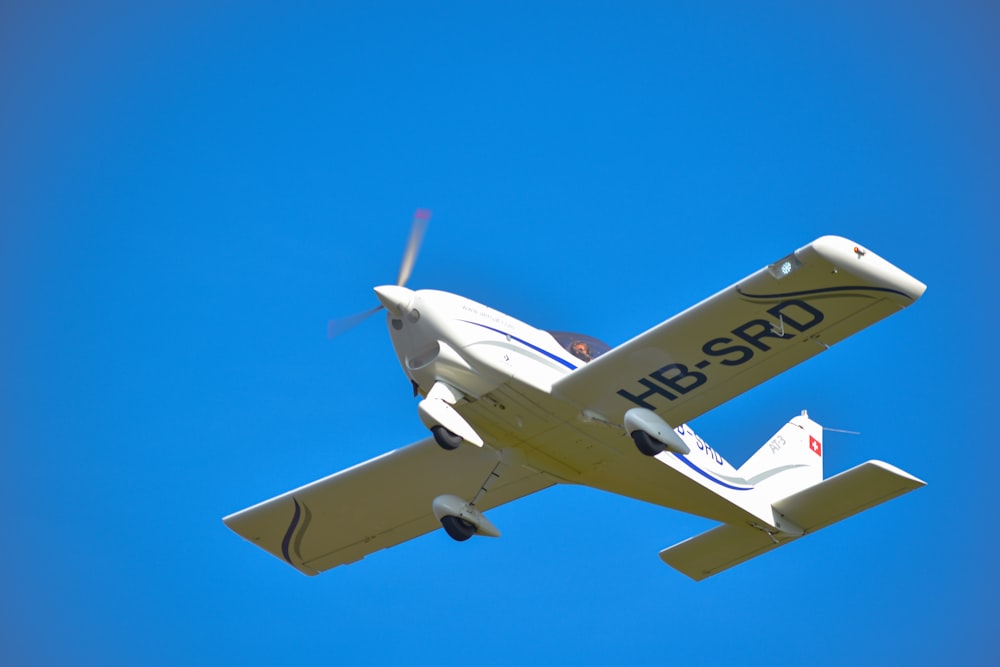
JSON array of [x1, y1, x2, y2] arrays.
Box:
[[737, 411, 823, 504]]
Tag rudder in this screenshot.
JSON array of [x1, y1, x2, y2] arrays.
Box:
[[737, 411, 823, 504]]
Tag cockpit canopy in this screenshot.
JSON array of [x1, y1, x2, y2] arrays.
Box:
[[548, 331, 611, 364]]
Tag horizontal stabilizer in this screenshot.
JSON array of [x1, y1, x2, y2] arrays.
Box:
[[660, 523, 783, 581], [773, 460, 925, 531], [660, 460, 925, 580]]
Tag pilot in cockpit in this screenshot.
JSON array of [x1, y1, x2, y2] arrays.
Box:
[[548, 330, 611, 364], [570, 340, 593, 362]]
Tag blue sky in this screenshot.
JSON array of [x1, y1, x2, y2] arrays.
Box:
[[2, 2, 997, 665]]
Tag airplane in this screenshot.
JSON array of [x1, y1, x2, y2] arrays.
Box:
[[224, 210, 926, 580]]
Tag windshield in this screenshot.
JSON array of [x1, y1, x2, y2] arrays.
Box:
[[547, 331, 611, 363]]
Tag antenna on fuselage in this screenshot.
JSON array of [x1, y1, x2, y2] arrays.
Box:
[[823, 427, 862, 436]]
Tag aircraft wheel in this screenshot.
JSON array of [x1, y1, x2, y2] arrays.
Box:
[[440, 515, 476, 541], [431, 425, 463, 451], [632, 430, 665, 457]]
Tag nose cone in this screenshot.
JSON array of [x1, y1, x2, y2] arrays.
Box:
[[373, 285, 414, 316]]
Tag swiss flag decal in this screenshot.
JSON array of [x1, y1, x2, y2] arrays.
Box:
[[809, 435, 822, 457]]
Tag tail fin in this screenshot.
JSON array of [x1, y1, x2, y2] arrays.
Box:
[[737, 410, 823, 504]]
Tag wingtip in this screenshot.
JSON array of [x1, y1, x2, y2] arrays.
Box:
[[865, 459, 927, 488], [805, 236, 927, 303]]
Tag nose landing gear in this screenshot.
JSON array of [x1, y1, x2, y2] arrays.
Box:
[[431, 425, 464, 451], [419, 381, 485, 449]]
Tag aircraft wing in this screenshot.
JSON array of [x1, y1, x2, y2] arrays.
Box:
[[551, 236, 925, 427], [223, 439, 555, 575]]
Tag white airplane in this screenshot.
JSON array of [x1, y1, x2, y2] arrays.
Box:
[[224, 211, 926, 580]]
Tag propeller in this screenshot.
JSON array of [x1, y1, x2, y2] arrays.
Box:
[[327, 208, 431, 339], [397, 208, 430, 287]]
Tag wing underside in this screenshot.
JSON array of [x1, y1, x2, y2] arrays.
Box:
[[551, 236, 925, 427], [224, 438, 555, 574]]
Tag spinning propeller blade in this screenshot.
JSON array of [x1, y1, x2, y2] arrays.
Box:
[[327, 208, 431, 339], [396, 208, 431, 288], [326, 305, 384, 339]]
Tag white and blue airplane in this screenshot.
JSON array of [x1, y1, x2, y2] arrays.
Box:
[[224, 211, 926, 580]]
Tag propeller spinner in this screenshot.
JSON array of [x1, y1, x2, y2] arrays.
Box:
[[327, 208, 430, 338]]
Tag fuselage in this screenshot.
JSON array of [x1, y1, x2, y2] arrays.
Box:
[[375, 285, 772, 525], [225, 235, 925, 578]]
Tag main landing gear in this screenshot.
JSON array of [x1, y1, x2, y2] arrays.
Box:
[[631, 430, 666, 456], [430, 456, 505, 542], [432, 493, 502, 542], [440, 515, 477, 541], [623, 407, 691, 457]]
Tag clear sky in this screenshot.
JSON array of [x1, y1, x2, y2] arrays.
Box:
[[2, 2, 997, 666]]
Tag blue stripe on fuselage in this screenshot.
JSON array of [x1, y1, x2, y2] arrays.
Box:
[[459, 320, 578, 371], [671, 453, 753, 491]]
